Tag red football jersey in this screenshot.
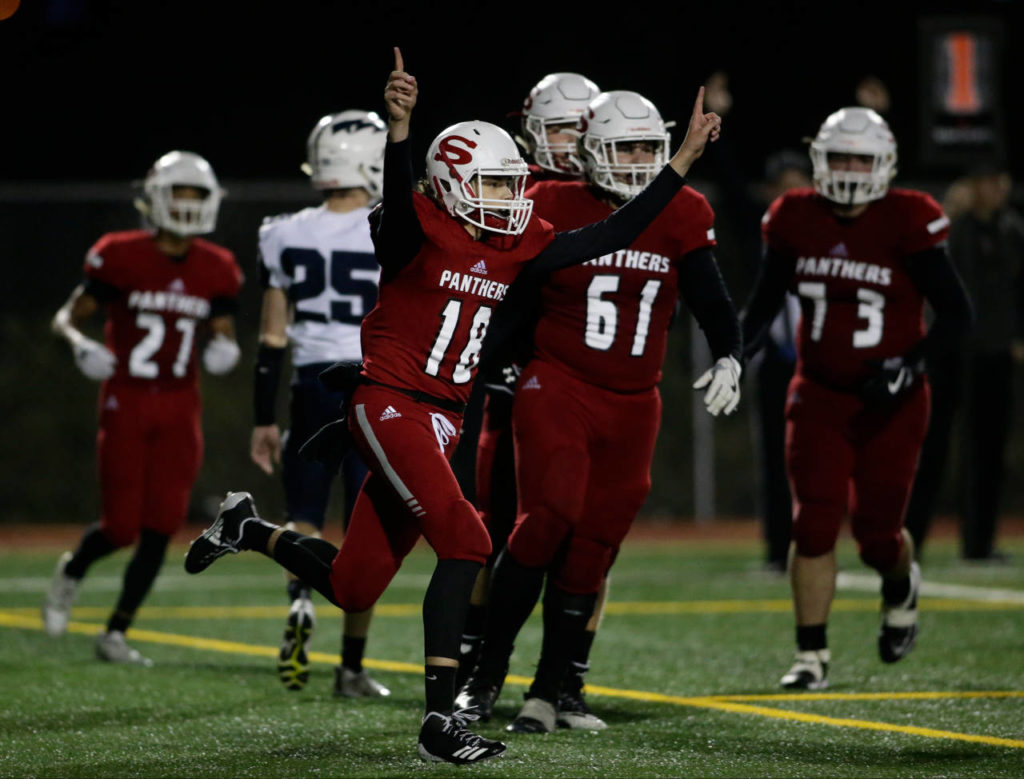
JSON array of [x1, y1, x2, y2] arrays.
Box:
[[526, 180, 716, 392], [359, 193, 556, 404], [762, 187, 950, 390], [83, 230, 243, 390]]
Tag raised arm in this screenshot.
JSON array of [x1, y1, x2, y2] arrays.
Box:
[[372, 46, 424, 278]]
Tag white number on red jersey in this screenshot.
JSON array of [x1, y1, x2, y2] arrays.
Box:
[[424, 299, 493, 384], [796, 282, 885, 348], [129, 313, 196, 378], [585, 274, 662, 356]]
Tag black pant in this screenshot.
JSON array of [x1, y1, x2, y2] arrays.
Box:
[[754, 345, 795, 566]]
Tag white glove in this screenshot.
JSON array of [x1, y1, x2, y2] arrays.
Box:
[[693, 355, 742, 417], [203, 334, 241, 375], [73, 338, 117, 381]]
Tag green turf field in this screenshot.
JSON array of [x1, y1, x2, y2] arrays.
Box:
[[3, 533, 1023, 778]]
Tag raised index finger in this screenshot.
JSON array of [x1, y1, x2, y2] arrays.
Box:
[[692, 85, 705, 119], [393, 46, 404, 73]]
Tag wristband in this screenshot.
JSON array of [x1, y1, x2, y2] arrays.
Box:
[[253, 344, 286, 425]]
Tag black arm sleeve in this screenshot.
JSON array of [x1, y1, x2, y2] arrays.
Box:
[[253, 344, 286, 425], [904, 245, 974, 364], [209, 296, 238, 319], [739, 245, 796, 362], [524, 167, 686, 279], [82, 277, 120, 303], [476, 271, 544, 386], [370, 138, 424, 281], [678, 247, 742, 362]]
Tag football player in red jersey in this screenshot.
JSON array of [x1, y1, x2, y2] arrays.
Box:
[[457, 71, 603, 698], [456, 89, 743, 733], [184, 47, 722, 765], [42, 151, 243, 666], [740, 107, 973, 690]]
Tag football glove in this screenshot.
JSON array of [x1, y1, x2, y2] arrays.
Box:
[[861, 355, 923, 407], [482, 361, 522, 397], [203, 334, 241, 375], [73, 338, 117, 381], [693, 355, 742, 417]]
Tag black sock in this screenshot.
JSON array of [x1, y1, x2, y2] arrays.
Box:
[[423, 559, 481, 660], [424, 664, 457, 715], [64, 523, 118, 579], [881, 575, 911, 605], [271, 531, 340, 607], [342, 635, 367, 673], [563, 629, 596, 694], [529, 585, 597, 703], [796, 624, 828, 652], [239, 517, 276, 552], [476, 548, 544, 680], [287, 579, 312, 603], [461, 602, 488, 644], [107, 529, 169, 633]]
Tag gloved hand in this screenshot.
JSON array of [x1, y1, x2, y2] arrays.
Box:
[[73, 338, 117, 380], [693, 355, 742, 416], [482, 361, 522, 397], [861, 355, 922, 407], [298, 418, 353, 469], [203, 334, 241, 375]]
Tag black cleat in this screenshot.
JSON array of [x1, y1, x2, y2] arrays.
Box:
[[557, 686, 607, 730], [879, 561, 921, 663], [184, 492, 258, 574], [454, 671, 504, 722], [417, 710, 506, 764]]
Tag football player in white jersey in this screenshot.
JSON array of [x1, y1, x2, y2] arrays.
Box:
[[250, 110, 390, 698]]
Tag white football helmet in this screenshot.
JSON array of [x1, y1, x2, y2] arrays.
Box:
[[521, 72, 601, 175], [578, 91, 671, 200], [809, 107, 897, 205], [426, 120, 533, 236], [302, 109, 387, 201], [141, 151, 223, 236]]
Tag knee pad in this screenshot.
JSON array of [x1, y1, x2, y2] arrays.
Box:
[[855, 529, 903, 572], [424, 497, 491, 565], [508, 505, 573, 570], [791, 503, 842, 558], [552, 536, 614, 595]]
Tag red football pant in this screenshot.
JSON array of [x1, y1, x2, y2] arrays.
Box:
[[96, 382, 202, 546], [785, 375, 930, 571], [507, 359, 660, 594], [329, 384, 491, 612]]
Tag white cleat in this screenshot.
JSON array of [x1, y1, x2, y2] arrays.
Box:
[[780, 649, 830, 690], [95, 630, 153, 667], [334, 666, 391, 697], [42, 551, 80, 637]]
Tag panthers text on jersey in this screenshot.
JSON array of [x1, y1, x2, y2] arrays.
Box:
[[84, 230, 243, 390], [526, 179, 716, 392], [258, 205, 380, 366], [762, 187, 950, 391], [359, 192, 555, 405]]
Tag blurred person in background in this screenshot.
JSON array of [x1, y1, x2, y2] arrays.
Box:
[[250, 110, 390, 696], [904, 160, 1024, 562], [741, 107, 972, 689], [43, 151, 243, 666], [703, 71, 810, 573]]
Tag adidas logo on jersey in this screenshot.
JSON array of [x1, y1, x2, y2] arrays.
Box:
[[168, 278, 186, 293], [521, 375, 541, 390], [828, 242, 849, 258], [469, 259, 488, 275], [104, 395, 119, 411], [379, 405, 402, 421]]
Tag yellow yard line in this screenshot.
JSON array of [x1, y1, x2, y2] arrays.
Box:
[[3, 609, 1022, 750], [3, 597, 1022, 622]]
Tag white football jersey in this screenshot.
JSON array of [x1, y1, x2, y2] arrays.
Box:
[[258, 205, 380, 366]]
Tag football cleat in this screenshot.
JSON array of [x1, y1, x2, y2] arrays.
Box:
[[454, 670, 505, 722], [454, 635, 482, 691], [557, 687, 607, 731], [417, 709, 506, 765], [506, 696, 557, 733], [878, 561, 921, 664], [277, 597, 315, 690], [334, 666, 391, 698], [95, 630, 153, 667], [42, 551, 79, 637], [184, 491, 258, 574], [779, 649, 830, 690]]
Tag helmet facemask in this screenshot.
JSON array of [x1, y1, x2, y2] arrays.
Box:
[[523, 116, 583, 175], [582, 134, 669, 200], [141, 151, 223, 236]]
